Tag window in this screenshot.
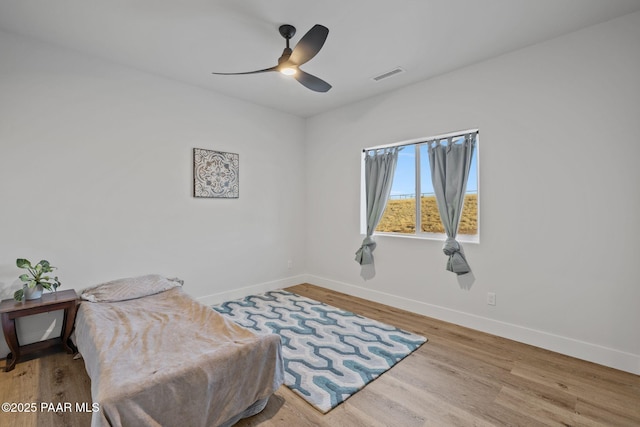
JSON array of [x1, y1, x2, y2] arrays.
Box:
[[362, 131, 479, 242]]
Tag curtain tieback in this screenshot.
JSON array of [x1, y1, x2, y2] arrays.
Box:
[[355, 236, 377, 265], [442, 237, 471, 275], [362, 236, 376, 248], [442, 237, 461, 256]]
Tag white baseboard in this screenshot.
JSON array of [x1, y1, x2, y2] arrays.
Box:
[[303, 274, 640, 376], [196, 274, 308, 306]]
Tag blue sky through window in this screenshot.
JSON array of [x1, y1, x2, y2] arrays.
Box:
[[389, 143, 477, 197]]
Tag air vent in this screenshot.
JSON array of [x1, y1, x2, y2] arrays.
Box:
[[371, 67, 406, 82]]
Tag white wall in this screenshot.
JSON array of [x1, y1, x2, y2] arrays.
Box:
[[304, 12, 640, 374], [0, 31, 307, 355]]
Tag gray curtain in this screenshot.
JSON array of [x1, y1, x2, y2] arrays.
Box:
[[355, 147, 399, 265], [428, 133, 476, 274]]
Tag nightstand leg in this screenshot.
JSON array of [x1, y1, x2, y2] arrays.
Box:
[[2, 313, 20, 372], [61, 302, 77, 354]]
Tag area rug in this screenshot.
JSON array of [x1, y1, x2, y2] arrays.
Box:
[[213, 290, 427, 413]]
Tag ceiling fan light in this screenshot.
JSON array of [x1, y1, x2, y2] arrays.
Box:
[[280, 67, 297, 76]]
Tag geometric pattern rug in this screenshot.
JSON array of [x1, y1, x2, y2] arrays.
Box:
[[213, 290, 427, 413]]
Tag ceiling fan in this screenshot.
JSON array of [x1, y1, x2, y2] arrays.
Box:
[[212, 24, 331, 93]]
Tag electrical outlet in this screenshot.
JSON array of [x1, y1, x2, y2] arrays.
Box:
[[487, 292, 496, 306], [287, 260, 293, 269]]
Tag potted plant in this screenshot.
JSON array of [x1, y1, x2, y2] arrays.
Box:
[[13, 258, 62, 301]]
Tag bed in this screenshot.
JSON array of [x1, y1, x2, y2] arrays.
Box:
[[74, 274, 284, 427]]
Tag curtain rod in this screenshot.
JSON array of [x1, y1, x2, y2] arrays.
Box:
[[362, 129, 478, 152]]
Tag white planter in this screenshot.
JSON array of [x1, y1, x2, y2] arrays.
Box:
[[24, 284, 43, 300]]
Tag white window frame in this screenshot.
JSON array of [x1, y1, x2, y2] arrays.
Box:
[[360, 129, 480, 244]]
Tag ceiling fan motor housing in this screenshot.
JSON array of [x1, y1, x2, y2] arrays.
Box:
[[279, 24, 296, 40]]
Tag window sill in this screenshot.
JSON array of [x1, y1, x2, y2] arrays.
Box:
[[372, 231, 480, 244]]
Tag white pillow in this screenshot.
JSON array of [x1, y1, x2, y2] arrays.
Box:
[[80, 274, 183, 302]]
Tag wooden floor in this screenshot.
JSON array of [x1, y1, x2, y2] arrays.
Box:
[[1, 283, 638, 426]]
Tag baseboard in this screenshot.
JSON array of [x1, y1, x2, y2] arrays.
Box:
[[196, 274, 308, 306], [304, 274, 640, 375]]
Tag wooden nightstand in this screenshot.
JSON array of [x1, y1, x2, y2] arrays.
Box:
[[0, 289, 78, 372]]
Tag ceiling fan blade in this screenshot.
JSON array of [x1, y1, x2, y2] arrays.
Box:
[[212, 66, 277, 75], [293, 70, 331, 93], [289, 25, 329, 66]]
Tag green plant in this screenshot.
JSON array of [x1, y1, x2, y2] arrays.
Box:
[[13, 258, 62, 301]]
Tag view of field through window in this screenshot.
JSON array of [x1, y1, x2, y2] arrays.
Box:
[[376, 194, 477, 234]]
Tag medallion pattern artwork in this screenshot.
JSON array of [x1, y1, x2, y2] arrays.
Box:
[[213, 291, 427, 413], [193, 148, 239, 198]]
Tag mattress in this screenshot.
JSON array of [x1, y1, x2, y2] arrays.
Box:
[[74, 279, 283, 427]]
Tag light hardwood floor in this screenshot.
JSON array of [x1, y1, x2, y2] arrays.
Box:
[[1, 283, 638, 426]]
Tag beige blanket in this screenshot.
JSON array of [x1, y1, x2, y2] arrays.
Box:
[[75, 287, 284, 427]]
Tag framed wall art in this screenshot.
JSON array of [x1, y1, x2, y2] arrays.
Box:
[[193, 148, 239, 198]]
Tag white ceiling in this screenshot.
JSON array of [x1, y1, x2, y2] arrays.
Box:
[[1, 0, 639, 117]]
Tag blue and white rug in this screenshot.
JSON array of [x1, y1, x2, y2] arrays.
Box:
[[213, 290, 427, 413]]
